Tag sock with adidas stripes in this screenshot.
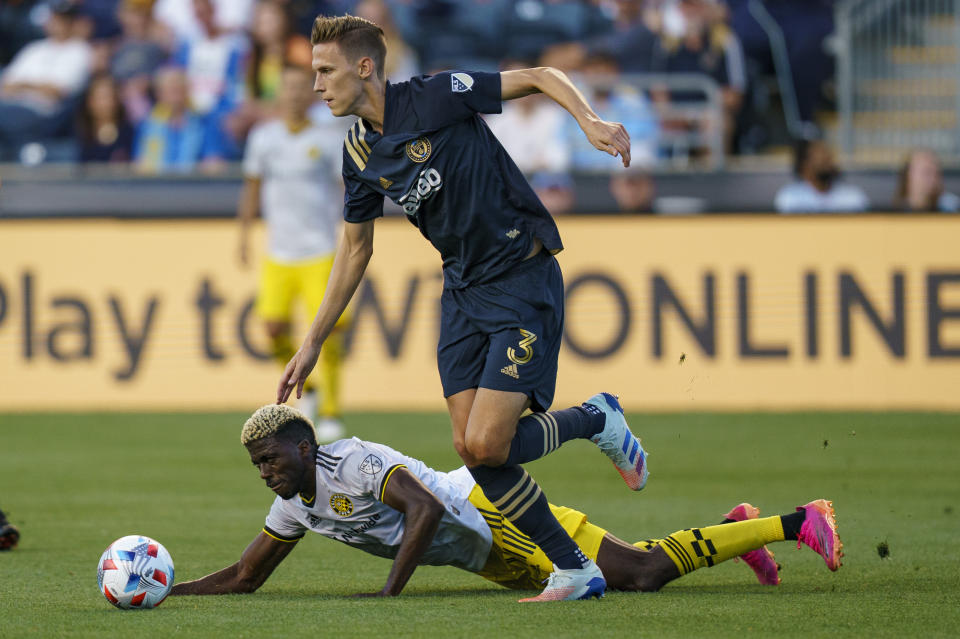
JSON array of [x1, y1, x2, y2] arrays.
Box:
[[469, 464, 587, 570], [504, 405, 605, 466]]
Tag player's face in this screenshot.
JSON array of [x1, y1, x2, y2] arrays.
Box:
[[246, 437, 309, 500], [311, 42, 363, 117]]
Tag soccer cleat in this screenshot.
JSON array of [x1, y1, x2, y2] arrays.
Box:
[[723, 503, 780, 585], [518, 559, 606, 602], [0, 511, 19, 551], [585, 393, 649, 491], [315, 417, 345, 443], [796, 499, 844, 571]]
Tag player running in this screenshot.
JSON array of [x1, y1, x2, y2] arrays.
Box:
[[170, 406, 843, 601], [276, 14, 644, 602]]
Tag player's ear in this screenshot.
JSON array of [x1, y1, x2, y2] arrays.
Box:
[[297, 439, 312, 458], [357, 56, 374, 80]]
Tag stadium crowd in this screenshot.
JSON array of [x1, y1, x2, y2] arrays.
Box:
[[0, 0, 956, 212]]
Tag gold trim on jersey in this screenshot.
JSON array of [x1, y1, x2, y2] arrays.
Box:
[[344, 123, 368, 170], [378, 463, 407, 501], [262, 526, 303, 543], [356, 119, 372, 154]]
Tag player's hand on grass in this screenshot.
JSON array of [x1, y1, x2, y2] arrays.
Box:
[[582, 117, 631, 167], [277, 344, 320, 403]]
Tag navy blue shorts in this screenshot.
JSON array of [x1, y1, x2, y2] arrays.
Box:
[[437, 251, 564, 412]]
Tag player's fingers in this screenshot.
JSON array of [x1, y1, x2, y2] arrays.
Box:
[[603, 143, 619, 158], [296, 377, 305, 400]]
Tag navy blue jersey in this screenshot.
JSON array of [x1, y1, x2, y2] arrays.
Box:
[[340, 71, 564, 289]]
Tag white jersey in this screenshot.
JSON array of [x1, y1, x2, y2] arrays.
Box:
[[243, 118, 346, 262], [263, 438, 492, 573]]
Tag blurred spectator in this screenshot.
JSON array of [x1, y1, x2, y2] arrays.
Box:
[[727, 0, 833, 130], [171, 0, 249, 157], [153, 0, 255, 43], [566, 54, 659, 169], [484, 60, 570, 174], [227, 0, 311, 138], [503, 0, 611, 63], [0, 1, 93, 159], [649, 0, 745, 154], [542, 0, 658, 73], [354, 0, 417, 82], [246, 0, 310, 103], [133, 66, 224, 172], [76, 72, 134, 162], [111, 0, 169, 124], [775, 138, 869, 214], [894, 149, 960, 213], [531, 171, 576, 215], [0, 0, 46, 67], [610, 169, 655, 214]]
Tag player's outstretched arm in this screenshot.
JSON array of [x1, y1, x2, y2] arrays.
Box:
[[277, 219, 375, 403], [500, 67, 631, 167], [354, 468, 446, 597], [170, 531, 298, 596]]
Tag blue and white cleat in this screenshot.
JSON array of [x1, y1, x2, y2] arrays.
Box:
[[585, 392, 649, 491], [518, 559, 606, 602]]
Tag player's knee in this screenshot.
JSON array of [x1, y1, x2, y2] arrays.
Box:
[[462, 433, 509, 467]]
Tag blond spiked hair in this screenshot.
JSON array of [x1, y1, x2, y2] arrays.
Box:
[[311, 14, 386, 79], [241, 404, 315, 446]]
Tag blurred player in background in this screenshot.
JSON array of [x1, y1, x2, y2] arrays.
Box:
[[239, 64, 348, 441], [170, 405, 844, 599], [0, 508, 19, 550], [276, 14, 648, 602]]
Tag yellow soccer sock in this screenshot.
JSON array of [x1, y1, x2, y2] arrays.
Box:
[[317, 330, 343, 418], [650, 517, 785, 575]]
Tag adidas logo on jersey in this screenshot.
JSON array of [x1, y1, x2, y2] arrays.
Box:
[[451, 72, 474, 93], [500, 364, 519, 379], [379, 176, 393, 189]]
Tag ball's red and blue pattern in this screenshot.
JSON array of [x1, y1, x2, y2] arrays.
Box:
[[97, 535, 174, 609]]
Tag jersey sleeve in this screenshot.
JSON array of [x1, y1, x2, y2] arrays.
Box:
[[404, 71, 502, 129], [241, 125, 266, 178], [334, 440, 409, 502], [263, 497, 307, 542], [341, 146, 384, 223]]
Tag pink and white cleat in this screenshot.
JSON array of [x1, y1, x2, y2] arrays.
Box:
[[723, 503, 780, 585], [796, 499, 843, 571], [518, 559, 606, 603]]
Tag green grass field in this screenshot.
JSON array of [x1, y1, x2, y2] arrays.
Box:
[[1, 411, 959, 638]]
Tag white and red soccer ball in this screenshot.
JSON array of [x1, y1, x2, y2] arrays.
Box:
[[97, 535, 174, 609]]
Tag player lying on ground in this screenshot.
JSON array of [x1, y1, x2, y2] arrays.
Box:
[[170, 406, 843, 601]]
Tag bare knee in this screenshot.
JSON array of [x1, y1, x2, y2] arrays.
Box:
[[463, 431, 509, 467]]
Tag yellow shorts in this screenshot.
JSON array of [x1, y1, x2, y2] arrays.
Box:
[[256, 254, 349, 326], [469, 485, 609, 591]]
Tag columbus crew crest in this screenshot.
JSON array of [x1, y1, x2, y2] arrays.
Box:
[[329, 493, 354, 517], [405, 137, 432, 163]]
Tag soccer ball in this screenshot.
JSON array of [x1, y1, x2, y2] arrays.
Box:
[[97, 535, 174, 609]]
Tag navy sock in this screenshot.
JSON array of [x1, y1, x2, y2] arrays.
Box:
[[504, 405, 606, 466], [469, 464, 587, 570]]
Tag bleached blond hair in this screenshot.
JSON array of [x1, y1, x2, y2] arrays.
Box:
[[241, 404, 316, 446]]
